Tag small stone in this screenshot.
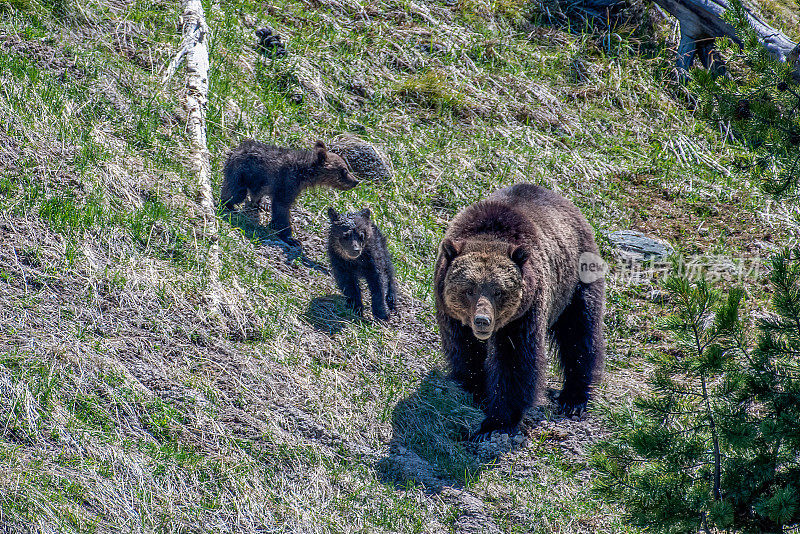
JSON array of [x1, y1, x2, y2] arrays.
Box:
[[649, 289, 669, 304], [347, 75, 374, 99], [417, 42, 447, 54], [224, 98, 241, 126]]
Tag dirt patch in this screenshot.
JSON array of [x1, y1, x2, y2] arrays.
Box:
[[614, 172, 783, 255], [0, 130, 20, 172], [0, 32, 87, 80]]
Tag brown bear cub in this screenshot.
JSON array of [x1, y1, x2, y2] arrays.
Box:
[[221, 140, 359, 247], [327, 207, 398, 322], [434, 184, 605, 441]]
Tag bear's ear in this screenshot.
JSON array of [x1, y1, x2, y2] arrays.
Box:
[[509, 246, 529, 267], [358, 208, 371, 220], [441, 238, 462, 262], [327, 206, 339, 221], [313, 140, 327, 166]]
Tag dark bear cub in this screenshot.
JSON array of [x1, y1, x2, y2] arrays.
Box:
[[221, 140, 359, 247], [434, 184, 605, 441], [327, 207, 398, 321]]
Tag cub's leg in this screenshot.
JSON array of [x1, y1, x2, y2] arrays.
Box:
[[365, 267, 390, 321], [268, 197, 300, 248], [385, 269, 398, 312], [385, 283, 396, 312], [331, 263, 363, 316], [552, 280, 605, 416]]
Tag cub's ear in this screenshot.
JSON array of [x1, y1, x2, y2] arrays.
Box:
[[358, 208, 371, 219], [313, 140, 327, 165], [441, 238, 462, 262], [327, 206, 339, 221], [509, 245, 529, 267]]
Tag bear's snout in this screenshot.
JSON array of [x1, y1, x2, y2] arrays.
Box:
[[342, 175, 360, 189], [336, 172, 360, 190], [474, 314, 491, 327], [472, 295, 495, 340]]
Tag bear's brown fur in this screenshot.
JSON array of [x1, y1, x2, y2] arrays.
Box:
[[434, 184, 605, 440], [221, 139, 359, 247]]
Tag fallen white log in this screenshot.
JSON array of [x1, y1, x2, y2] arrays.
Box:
[[651, 0, 800, 75], [174, 0, 221, 312]]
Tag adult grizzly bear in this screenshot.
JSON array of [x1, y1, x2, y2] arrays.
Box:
[[434, 184, 605, 440], [221, 140, 359, 247]]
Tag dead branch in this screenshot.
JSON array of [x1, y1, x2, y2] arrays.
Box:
[[652, 0, 800, 76]]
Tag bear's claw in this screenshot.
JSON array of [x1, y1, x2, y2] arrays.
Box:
[[556, 399, 587, 417]]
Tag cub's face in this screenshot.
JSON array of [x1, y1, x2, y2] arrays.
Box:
[[328, 207, 371, 260], [313, 141, 360, 190], [442, 243, 527, 340]]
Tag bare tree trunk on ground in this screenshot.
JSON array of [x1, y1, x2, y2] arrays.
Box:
[[167, 0, 221, 314], [649, 0, 800, 76]]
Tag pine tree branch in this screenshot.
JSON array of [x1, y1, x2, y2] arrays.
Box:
[[700, 372, 722, 501]]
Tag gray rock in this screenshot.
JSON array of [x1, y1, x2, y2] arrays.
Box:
[[476, 431, 512, 462], [381, 445, 443, 492], [346, 75, 374, 99], [328, 134, 393, 181], [605, 230, 674, 261]]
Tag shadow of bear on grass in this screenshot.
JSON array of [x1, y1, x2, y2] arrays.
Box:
[[223, 211, 329, 274], [378, 371, 582, 493], [378, 370, 498, 492], [302, 294, 364, 335]]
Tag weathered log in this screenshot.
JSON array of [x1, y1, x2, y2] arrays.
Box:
[[170, 0, 222, 313], [653, 0, 800, 76]]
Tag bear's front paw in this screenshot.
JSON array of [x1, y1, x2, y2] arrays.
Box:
[[469, 427, 517, 443], [372, 309, 390, 322], [469, 430, 494, 443], [556, 396, 588, 417], [465, 419, 518, 442]]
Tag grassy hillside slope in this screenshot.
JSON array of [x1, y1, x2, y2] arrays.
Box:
[[1, 0, 798, 532]]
